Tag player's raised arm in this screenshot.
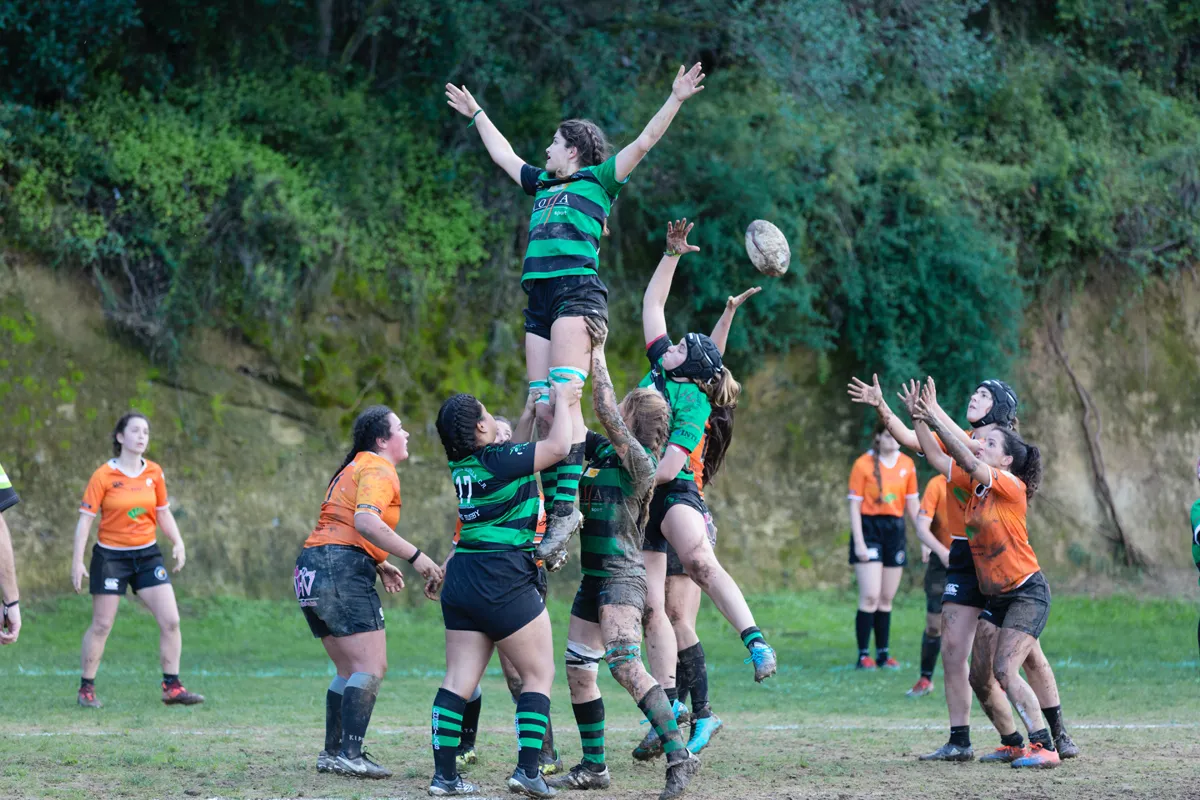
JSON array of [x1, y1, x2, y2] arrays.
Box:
[[445, 82, 527, 186], [614, 63, 705, 182], [710, 287, 761, 355], [848, 374, 920, 451], [642, 219, 700, 345]]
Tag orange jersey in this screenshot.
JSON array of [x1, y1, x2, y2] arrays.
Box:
[[848, 452, 918, 517], [929, 429, 980, 540], [689, 440, 706, 492], [918, 475, 954, 549], [304, 451, 400, 563], [80, 459, 169, 549], [948, 462, 1040, 595]]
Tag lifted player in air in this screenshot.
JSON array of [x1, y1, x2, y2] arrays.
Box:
[[445, 63, 706, 567], [549, 317, 700, 799]]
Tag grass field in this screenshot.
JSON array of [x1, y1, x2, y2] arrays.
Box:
[[2, 589, 1198, 800]]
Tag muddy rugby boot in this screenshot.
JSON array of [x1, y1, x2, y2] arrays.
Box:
[[1011, 742, 1061, 769], [979, 745, 1025, 764], [1055, 731, 1080, 759], [659, 752, 701, 800], [77, 685, 103, 709], [162, 681, 205, 705], [429, 773, 479, 796], [456, 746, 477, 770], [746, 641, 777, 682], [919, 742, 974, 762], [534, 507, 582, 570], [547, 762, 611, 790], [686, 714, 722, 755], [316, 750, 337, 773], [507, 766, 557, 798], [333, 751, 392, 779]]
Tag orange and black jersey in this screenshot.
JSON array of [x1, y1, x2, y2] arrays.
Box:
[[305, 451, 400, 563], [948, 462, 1040, 595], [918, 475, 954, 550], [848, 452, 918, 517]]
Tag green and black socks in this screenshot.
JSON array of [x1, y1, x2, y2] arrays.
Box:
[[572, 698, 606, 768], [549, 443, 585, 515], [432, 688, 466, 780], [637, 686, 687, 765], [516, 692, 552, 778]]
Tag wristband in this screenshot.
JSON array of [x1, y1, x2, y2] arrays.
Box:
[[467, 109, 483, 128], [663, 249, 681, 257], [407, 548, 422, 565], [3, 600, 17, 609]]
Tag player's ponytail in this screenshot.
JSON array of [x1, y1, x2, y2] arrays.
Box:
[[558, 119, 612, 168], [436, 393, 484, 462], [111, 412, 150, 457], [872, 423, 887, 499], [330, 405, 394, 488], [999, 428, 1042, 499], [698, 366, 741, 482]]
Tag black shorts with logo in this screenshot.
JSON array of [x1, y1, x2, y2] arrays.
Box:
[[90, 543, 171, 596], [979, 571, 1052, 638], [666, 511, 717, 577], [441, 550, 546, 642], [940, 539, 987, 609], [848, 514, 907, 567], [643, 479, 709, 554], [294, 544, 384, 639], [522, 274, 609, 340], [924, 557, 948, 614], [571, 574, 649, 623]]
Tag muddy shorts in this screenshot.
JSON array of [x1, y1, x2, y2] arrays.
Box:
[[924, 557, 948, 614], [979, 571, 1051, 638], [90, 543, 171, 596], [571, 574, 648, 623], [849, 514, 907, 567], [644, 479, 709, 554], [522, 274, 609, 340], [941, 539, 987, 609], [441, 550, 546, 641], [294, 544, 384, 639], [666, 511, 717, 578]]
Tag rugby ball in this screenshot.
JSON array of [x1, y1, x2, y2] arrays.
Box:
[[744, 220, 790, 277]]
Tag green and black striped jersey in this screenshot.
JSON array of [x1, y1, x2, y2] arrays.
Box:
[[639, 335, 710, 484], [578, 431, 656, 579], [0, 461, 18, 513], [519, 156, 627, 283], [449, 443, 540, 552]]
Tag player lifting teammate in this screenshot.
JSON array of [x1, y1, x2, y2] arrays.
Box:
[[549, 317, 700, 799], [445, 63, 706, 567], [430, 377, 581, 798], [71, 413, 203, 708], [295, 405, 442, 779]]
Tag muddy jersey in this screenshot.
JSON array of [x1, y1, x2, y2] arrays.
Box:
[[304, 451, 400, 563], [578, 430, 656, 579], [949, 463, 1040, 595]]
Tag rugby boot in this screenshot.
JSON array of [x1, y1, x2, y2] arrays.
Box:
[[162, 681, 205, 705], [429, 774, 479, 796], [673, 700, 691, 727], [1055, 731, 1080, 759], [906, 676, 934, 697], [316, 750, 337, 773], [746, 641, 777, 682], [534, 507, 582, 570], [547, 762, 611, 790], [456, 746, 477, 770], [333, 751, 392, 779], [77, 685, 103, 708], [855, 655, 877, 670], [632, 700, 688, 761], [686, 714, 722, 754], [507, 767, 557, 798], [919, 742, 974, 762], [539, 750, 564, 776], [660, 752, 701, 800], [978, 745, 1025, 764], [1011, 743, 1061, 769], [878, 656, 900, 670]]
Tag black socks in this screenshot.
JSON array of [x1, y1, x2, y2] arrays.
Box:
[[856, 610, 873, 656], [341, 672, 381, 760], [325, 675, 347, 754], [874, 610, 891, 662], [679, 643, 711, 718], [919, 633, 941, 679]]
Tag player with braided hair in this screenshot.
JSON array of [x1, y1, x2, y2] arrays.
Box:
[[296, 405, 443, 779], [445, 64, 706, 570], [847, 424, 919, 670], [428, 379, 582, 798]]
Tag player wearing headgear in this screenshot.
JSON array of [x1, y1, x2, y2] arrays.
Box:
[[71, 412, 203, 708], [297, 405, 443, 779], [662, 286, 760, 754], [907, 472, 954, 697], [850, 376, 1078, 761], [549, 317, 700, 799], [0, 461, 23, 645], [633, 220, 777, 761], [430, 378, 581, 798], [911, 382, 1064, 769], [847, 425, 919, 669], [445, 64, 707, 569]]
